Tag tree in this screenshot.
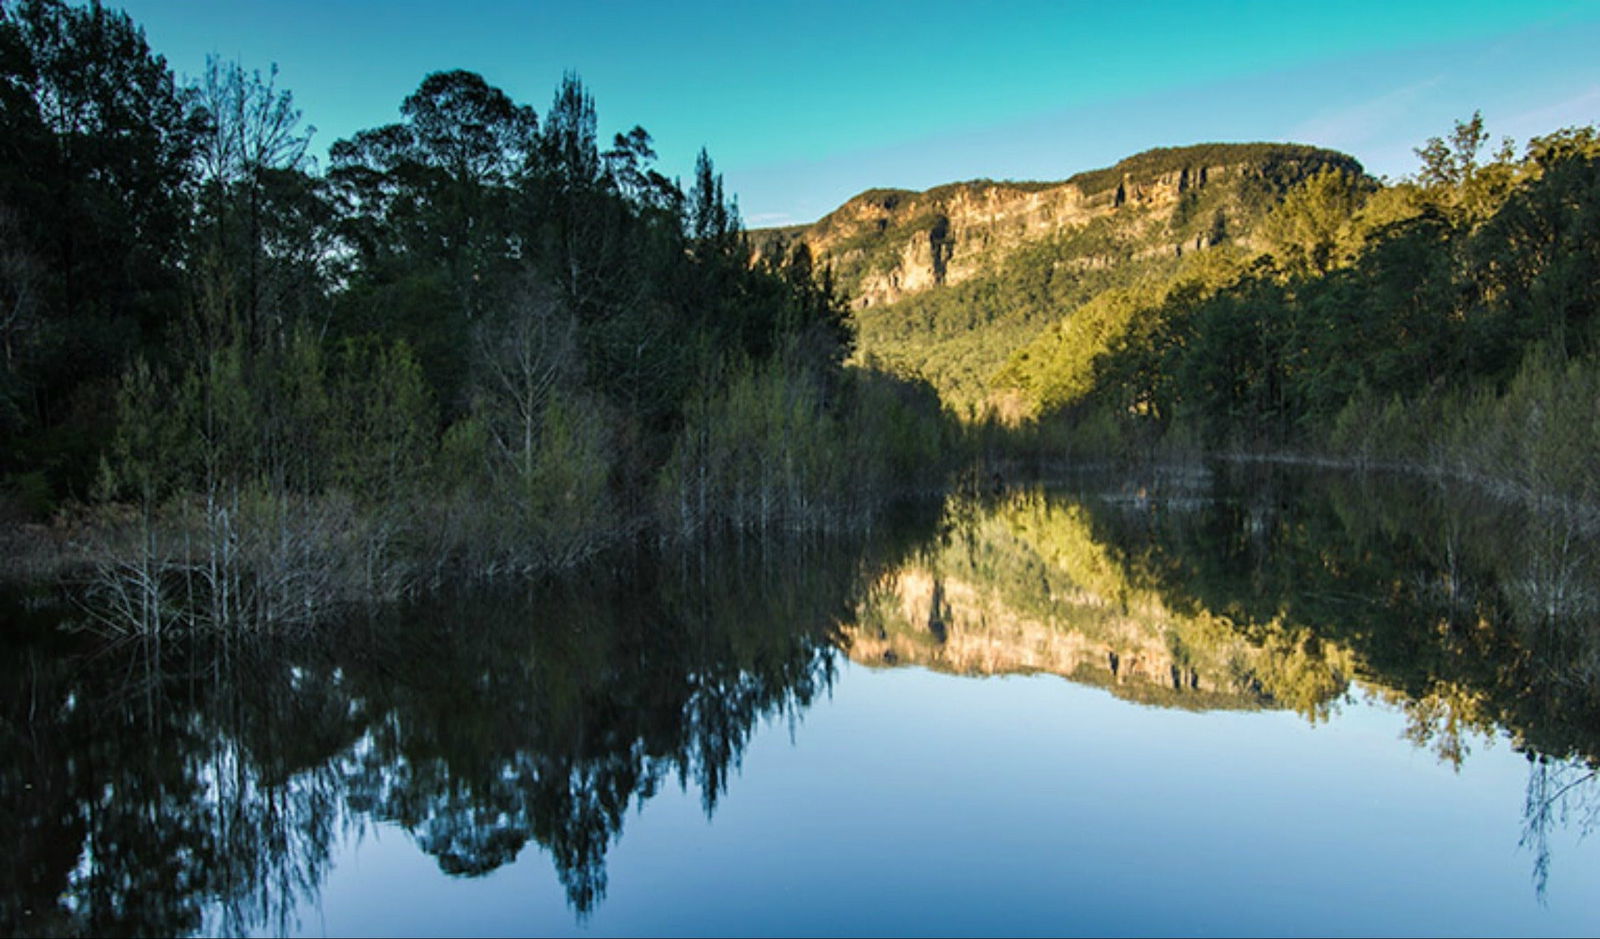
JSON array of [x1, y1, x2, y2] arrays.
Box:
[[687, 147, 738, 246], [2, 0, 199, 332], [0, 203, 39, 435], [1474, 148, 1600, 361], [190, 55, 316, 350], [602, 125, 679, 211], [1258, 168, 1369, 277], [538, 71, 600, 193], [0, 0, 201, 491], [329, 70, 538, 411], [1416, 111, 1488, 190], [330, 69, 537, 309], [1412, 111, 1518, 220], [530, 72, 636, 319]]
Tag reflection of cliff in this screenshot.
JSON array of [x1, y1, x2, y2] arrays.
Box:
[[849, 566, 1258, 711], [845, 493, 1354, 716]]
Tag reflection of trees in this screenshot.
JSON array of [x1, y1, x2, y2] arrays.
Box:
[[342, 541, 874, 914], [0, 627, 356, 937], [1063, 465, 1600, 764], [1522, 756, 1600, 899], [0, 518, 933, 932], [11, 469, 1596, 927], [851, 468, 1600, 897], [1061, 464, 1600, 894]]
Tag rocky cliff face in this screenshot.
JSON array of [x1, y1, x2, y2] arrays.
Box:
[[757, 143, 1361, 309]]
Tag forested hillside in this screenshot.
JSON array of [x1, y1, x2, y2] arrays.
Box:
[[994, 115, 1600, 509], [757, 143, 1362, 413], [769, 110, 1600, 514]]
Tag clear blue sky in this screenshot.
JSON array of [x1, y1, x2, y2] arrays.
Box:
[[115, 0, 1600, 225]]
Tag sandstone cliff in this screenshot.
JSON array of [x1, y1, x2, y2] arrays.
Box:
[[756, 142, 1362, 310]]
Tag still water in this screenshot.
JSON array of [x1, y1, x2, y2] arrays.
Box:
[[4, 465, 1600, 936]]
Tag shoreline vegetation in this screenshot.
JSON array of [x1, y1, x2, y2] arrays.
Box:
[[979, 117, 1600, 515], [1, 2, 1598, 638], [0, 1, 955, 634]]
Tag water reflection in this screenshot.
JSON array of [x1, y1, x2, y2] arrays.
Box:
[[0, 524, 932, 934], [4, 468, 1600, 933], [853, 467, 1600, 762]]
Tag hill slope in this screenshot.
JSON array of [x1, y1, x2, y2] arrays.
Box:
[[755, 143, 1364, 414]]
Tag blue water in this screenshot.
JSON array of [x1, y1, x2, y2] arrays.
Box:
[[7, 467, 1599, 937], [258, 662, 1596, 937]]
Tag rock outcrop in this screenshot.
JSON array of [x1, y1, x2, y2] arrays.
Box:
[[755, 143, 1362, 309]]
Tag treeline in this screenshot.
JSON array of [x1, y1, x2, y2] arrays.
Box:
[[996, 114, 1600, 505], [0, 0, 949, 633]]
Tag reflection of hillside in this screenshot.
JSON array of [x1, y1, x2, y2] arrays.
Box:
[[6, 471, 1600, 933], [846, 492, 1354, 716], [845, 472, 1600, 772], [1076, 466, 1600, 766]]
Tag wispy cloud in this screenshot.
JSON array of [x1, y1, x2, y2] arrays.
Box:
[[1497, 85, 1600, 139], [1288, 77, 1445, 151]]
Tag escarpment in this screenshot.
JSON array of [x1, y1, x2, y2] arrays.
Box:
[[756, 143, 1362, 310]]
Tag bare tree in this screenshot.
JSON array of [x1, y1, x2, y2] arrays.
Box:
[[191, 56, 316, 347], [474, 278, 579, 477]]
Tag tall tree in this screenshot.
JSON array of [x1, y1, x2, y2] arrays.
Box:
[[0, 0, 200, 489], [331, 68, 536, 312], [190, 56, 317, 351], [329, 70, 537, 410]]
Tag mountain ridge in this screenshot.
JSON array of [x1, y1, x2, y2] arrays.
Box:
[[752, 141, 1366, 413], [756, 142, 1363, 309]]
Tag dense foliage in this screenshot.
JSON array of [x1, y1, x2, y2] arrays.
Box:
[[992, 115, 1600, 505], [0, 0, 949, 633]]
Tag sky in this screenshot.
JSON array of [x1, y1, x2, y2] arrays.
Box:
[[112, 0, 1600, 227]]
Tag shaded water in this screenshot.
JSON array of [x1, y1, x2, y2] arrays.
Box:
[[4, 465, 1600, 936]]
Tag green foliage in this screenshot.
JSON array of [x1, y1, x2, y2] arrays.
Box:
[[98, 357, 189, 505], [0, 10, 878, 630], [1016, 116, 1600, 487], [0, 0, 201, 488], [1445, 350, 1600, 503], [327, 336, 435, 501], [659, 353, 950, 535], [1065, 142, 1362, 199], [994, 246, 1254, 418], [1256, 167, 1373, 276], [854, 213, 1177, 414]]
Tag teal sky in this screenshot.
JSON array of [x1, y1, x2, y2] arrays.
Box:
[[114, 0, 1600, 225]]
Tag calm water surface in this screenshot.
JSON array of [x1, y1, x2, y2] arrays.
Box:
[[5, 465, 1600, 936]]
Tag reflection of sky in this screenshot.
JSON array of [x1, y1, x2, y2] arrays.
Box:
[[272, 663, 1600, 937], [112, 1, 1600, 225]]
